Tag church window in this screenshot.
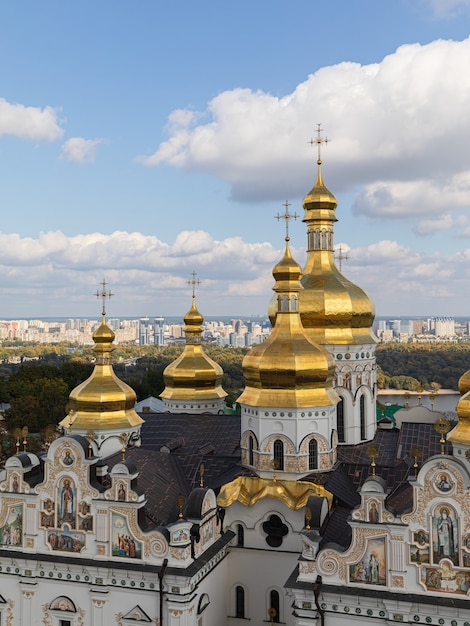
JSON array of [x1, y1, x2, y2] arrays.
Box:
[[248, 436, 254, 466], [309, 439, 318, 470], [59, 622, 71, 626], [235, 586, 245, 618], [273, 439, 284, 471], [262, 515, 288, 547], [291, 295, 298, 311], [237, 524, 244, 547], [321, 229, 327, 249], [360, 395, 366, 440], [315, 229, 321, 249], [337, 398, 345, 443], [269, 590, 281, 623]]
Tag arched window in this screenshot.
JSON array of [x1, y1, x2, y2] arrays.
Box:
[[235, 586, 245, 618], [273, 439, 284, 471], [269, 590, 280, 623], [308, 439, 318, 470], [337, 398, 345, 443], [248, 435, 254, 466], [237, 524, 244, 547], [360, 395, 366, 440]]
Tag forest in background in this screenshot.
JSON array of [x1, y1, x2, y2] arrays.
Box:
[[1, 341, 470, 451]]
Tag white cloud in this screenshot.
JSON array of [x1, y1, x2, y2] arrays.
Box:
[[61, 137, 103, 163], [0, 229, 469, 317], [425, 0, 470, 17], [0, 98, 63, 140], [139, 37, 470, 227], [414, 213, 467, 235]]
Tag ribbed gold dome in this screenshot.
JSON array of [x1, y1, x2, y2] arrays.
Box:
[[459, 370, 470, 396], [60, 315, 144, 430], [448, 389, 470, 445], [160, 297, 227, 402], [238, 238, 338, 408], [300, 161, 376, 345], [270, 160, 376, 346]]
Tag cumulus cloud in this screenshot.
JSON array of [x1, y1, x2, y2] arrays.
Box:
[[0, 98, 63, 140], [138, 37, 470, 231], [0, 229, 468, 317], [61, 137, 103, 163], [414, 213, 467, 235]]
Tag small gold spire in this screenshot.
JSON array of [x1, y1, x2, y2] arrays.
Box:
[[67, 409, 74, 435], [95, 278, 113, 317], [275, 200, 298, 240], [119, 432, 128, 461], [14, 428, 21, 455], [22, 426, 28, 453], [410, 446, 422, 479], [187, 271, 201, 298], [199, 463, 205, 487], [404, 392, 410, 409], [45, 425, 55, 450], [176, 495, 186, 519], [435, 417, 450, 455], [309, 123, 330, 164], [268, 608, 277, 625], [367, 445, 378, 477], [335, 245, 350, 272], [305, 506, 312, 531]]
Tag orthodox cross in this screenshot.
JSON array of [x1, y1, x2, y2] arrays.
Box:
[[275, 200, 298, 240], [95, 279, 113, 316], [335, 245, 350, 271], [187, 271, 201, 298], [309, 123, 330, 163]]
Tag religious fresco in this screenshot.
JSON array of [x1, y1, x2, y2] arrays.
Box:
[[0, 505, 22, 547], [79, 515, 93, 532], [432, 505, 458, 565], [57, 477, 76, 529], [61, 450, 75, 466], [47, 527, 85, 553], [111, 513, 142, 559], [349, 537, 386, 586], [434, 473, 453, 493], [414, 530, 429, 545], [172, 528, 190, 544], [422, 562, 470, 594], [410, 544, 430, 565]]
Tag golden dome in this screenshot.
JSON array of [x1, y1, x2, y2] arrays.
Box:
[[270, 160, 376, 346], [448, 389, 470, 445], [160, 297, 227, 402], [459, 370, 470, 396], [60, 315, 143, 430], [238, 238, 338, 408]]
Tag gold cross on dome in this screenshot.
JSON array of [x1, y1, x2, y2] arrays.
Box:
[[95, 279, 113, 316], [335, 245, 350, 271], [309, 123, 330, 163], [187, 271, 201, 298], [275, 200, 298, 240]]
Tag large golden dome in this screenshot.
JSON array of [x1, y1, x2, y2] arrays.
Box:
[[160, 297, 227, 403], [238, 238, 338, 408], [270, 159, 376, 346], [61, 315, 143, 430], [299, 160, 376, 345]]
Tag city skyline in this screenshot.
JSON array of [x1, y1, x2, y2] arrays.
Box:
[[1, 1, 470, 317]]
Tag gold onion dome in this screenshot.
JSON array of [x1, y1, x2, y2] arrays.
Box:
[[160, 297, 227, 402], [458, 369, 470, 396], [270, 157, 376, 346], [448, 387, 470, 445], [61, 315, 143, 430], [238, 237, 338, 408]]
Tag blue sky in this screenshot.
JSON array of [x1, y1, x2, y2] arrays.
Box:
[[1, 0, 470, 318]]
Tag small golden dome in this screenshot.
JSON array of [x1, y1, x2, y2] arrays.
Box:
[[459, 370, 470, 396], [238, 238, 338, 408], [160, 297, 227, 403], [61, 315, 143, 430], [299, 160, 376, 345], [448, 389, 470, 445]]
